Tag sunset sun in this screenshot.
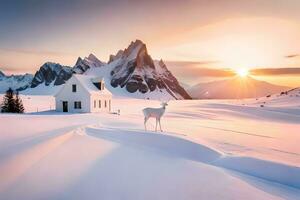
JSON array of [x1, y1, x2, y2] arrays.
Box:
[[236, 68, 249, 77]]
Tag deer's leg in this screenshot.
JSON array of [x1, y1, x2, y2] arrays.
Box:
[[155, 118, 158, 132], [144, 117, 148, 131], [159, 119, 162, 132]]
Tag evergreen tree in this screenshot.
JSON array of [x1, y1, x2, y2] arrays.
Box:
[[1, 88, 16, 113], [14, 91, 25, 113]]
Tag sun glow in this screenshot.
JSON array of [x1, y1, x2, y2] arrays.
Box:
[[236, 68, 249, 77]]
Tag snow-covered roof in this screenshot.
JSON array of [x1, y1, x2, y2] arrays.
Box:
[[73, 74, 112, 96]]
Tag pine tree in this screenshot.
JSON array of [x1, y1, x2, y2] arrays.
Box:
[[14, 91, 24, 113], [1, 88, 16, 113]]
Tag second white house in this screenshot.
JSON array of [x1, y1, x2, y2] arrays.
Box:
[[55, 74, 112, 113]]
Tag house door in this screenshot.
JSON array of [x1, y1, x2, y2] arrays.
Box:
[[62, 101, 68, 112]]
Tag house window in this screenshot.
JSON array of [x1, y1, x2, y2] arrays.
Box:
[[74, 101, 81, 109], [72, 84, 77, 92], [105, 100, 107, 108], [94, 100, 96, 108], [99, 100, 101, 108]]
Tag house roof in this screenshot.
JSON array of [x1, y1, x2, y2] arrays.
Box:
[[73, 74, 112, 96]]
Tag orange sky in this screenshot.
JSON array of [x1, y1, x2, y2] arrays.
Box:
[[0, 0, 300, 87]]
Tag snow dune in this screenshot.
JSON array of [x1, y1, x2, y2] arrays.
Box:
[[214, 156, 300, 189], [0, 123, 297, 200], [0, 95, 300, 199], [87, 126, 300, 189], [86, 126, 221, 163]]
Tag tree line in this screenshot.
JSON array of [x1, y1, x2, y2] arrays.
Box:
[[1, 88, 24, 113]]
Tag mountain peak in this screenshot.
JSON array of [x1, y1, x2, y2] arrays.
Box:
[[158, 59, 166, 67], [42, 62, 52, 67], [127, 39, 144, 48], [75, 57, 83, 65], [43, 62, 58, 66], [108, 40, 147, 64], [87, 53, 102, 63], [108, 50, 124, 63], [72, 54, 104, 74], [0, 70, 5, 77], [123, 39, 147, 59], [109, 40, 191, 99], [132, 39, 144, 46]]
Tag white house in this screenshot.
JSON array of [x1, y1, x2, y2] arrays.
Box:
[[55, 74, 112, 113]]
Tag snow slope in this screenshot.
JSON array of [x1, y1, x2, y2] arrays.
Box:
[[21, 82, 63, 96], [244, 87, 300, 108], [0, 96, 299, 199]]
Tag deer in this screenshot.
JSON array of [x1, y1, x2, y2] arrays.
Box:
[[143, 102, 168, 132]]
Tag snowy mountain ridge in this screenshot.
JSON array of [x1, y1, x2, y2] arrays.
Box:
[[188, 76, 290, 99], [73, 53, 105, 74], [0, 40, 191, 100], [0, 70, 33, 93], [30, 62, 73, 88]]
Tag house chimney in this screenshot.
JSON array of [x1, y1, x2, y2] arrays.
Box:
[[101, 78, 105, 90]]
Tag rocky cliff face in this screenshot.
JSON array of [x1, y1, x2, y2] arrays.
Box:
[[109, 40, 191, 99], [30, 62, 73, 88]]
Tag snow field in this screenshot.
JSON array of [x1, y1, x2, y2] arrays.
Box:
[[0, 95, 299, 199]]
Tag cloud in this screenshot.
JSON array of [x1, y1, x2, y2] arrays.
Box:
[[285, 54, 299, 58], [164, 60, 235, 77], [188, 68, 235, 77], [162, 60, 236, 85], [0, 48, 74, 56], [165, 60, 220, 66], [251, 68, 300, 76], [163, 61, 300, 85], [166, 60, 300, 77], [0, 66, 20, 71]]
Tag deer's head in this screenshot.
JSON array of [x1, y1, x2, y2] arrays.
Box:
[[161, 102, 168, 108]]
